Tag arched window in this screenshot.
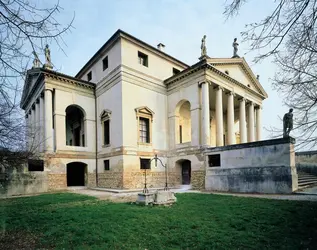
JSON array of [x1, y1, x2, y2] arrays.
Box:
[[100, 109, 111, 146], [65, 105, 85, 147], [175, 100, 191, 144]]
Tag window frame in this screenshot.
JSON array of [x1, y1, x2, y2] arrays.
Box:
[[138, 51, 148, 67], [100, 109, 112, 147], [87, 71, 92, 81], [135, 106, 154, 145], [104, 159, 110, 171], [140, 158, 151, 170], [102, 56, 108, 71]]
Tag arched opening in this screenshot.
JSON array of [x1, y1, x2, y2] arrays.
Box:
[[66, 162, 87, 186], [65, 105, 85, 147], [175, 100, 191, 144], [176, 159, 192, 185]]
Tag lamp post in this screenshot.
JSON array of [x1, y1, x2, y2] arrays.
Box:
[[142, 154, 168, 193]]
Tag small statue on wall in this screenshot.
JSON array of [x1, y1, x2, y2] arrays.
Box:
[[232, 38, 239, 58], [201, 35, 207, 57], [44, 44, 53, 69], [32, 51, 41, 68], [283, 108, 293, 137]]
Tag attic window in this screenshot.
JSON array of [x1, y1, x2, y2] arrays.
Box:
[[225, 70, 229, 75], [173, 68, 181, 75], [87, 71, 92, 81]]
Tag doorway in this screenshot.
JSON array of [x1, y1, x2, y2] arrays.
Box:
[[66, 162, 87, 186], [181, 160, 191, 185]]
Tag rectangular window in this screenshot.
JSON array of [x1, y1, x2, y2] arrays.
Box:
[[138, 51, 148, 67], [179, 125, 183, 143], [139, 117, 150, 143], [103, 120, 110, 145], [102, 56, 108, 71], [87, 71, 92, 81], [140, 158, 151, 170], [28, 159, 44, 171], [104, 160, 110, 171], [173, 68, 180, 75], [208, 154, 221, 167]]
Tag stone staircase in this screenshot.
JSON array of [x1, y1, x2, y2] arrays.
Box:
[[298, 171, 317, 190]]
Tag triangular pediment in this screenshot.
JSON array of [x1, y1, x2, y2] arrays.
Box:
[[20, 69, 42, 109], [207, 58, 268, 98], [100, 109, 112, 120], [135, 106, 154, 116]]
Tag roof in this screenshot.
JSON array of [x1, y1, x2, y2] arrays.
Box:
[[164, 58, 268, 100], [20, 67, 95, 109], [75, 29, 190, 79]]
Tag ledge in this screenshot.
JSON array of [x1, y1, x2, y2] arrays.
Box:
[[295, 150, 317, 156], [204, 137, 296, 153]]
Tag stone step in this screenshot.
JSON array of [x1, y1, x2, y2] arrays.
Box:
[[298, 181, 317, 187], [298, 177, 317, 181]]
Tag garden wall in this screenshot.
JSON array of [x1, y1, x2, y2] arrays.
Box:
[[0, 171, 48, 198], [204, 137, 298, 194]]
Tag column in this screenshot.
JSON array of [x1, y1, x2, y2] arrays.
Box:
[[27, 110, 32, 151], [256, 105, 262, 141], [25, 114, 29, 150], [227, 91, 235, 145], [44, 89, 54, 151], [31, 104, 36, 150], [215, 86, 224, 146], [201, 82, 210, 146], [35, 98, 40, 151], [190, 105, 201, 146], [239, 98, 247, 143], [39, 93, 45, 152], [248, 101, 255, 142]]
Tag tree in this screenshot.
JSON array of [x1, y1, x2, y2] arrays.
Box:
[[224, 0, 317, 149], [0, 0, 73, 170]]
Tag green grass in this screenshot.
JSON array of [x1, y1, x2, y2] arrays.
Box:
[[1, 193, 317, 249]]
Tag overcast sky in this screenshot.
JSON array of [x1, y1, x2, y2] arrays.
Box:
[[44, 0, 288, 141]]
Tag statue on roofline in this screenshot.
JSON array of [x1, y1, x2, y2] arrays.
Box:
[[283, 108, 293, 137], [201, 35, 207, 57], [44, 44, 52, 69], [232, 38, 239, 58], [32, 51, 40, 68]]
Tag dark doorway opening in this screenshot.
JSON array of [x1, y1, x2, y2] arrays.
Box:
[[67, 162, 86, 186], [181, 160, 191, 185]]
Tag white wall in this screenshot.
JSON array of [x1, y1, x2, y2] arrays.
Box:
[[80, 40, 122, 84], [121, 81, 168, 150], [121, 38, 185, 82], [97, 82, 123, 152]]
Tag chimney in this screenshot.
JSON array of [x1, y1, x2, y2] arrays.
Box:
[[157, 43, 165, 52]]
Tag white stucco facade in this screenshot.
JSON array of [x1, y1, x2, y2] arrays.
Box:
[[21, 29, 268, 190]]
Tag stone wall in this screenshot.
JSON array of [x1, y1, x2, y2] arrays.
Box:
[[296, 151, 317, 175], [97, 172, 123, 188], [48, 173, 67, 191], [205, 137, 298, 194], [1, 172, 48, 198], [191, 170, 205, 190]]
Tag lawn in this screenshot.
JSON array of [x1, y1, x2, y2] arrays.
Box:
[[1, 193, 317, 249]]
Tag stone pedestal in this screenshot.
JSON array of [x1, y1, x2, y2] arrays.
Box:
[[136, 190, 177, 206], [153, 190, 177, 206], [136, 193, 154, 205]]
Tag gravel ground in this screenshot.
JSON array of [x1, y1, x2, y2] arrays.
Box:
[[69, 188, 317, 202]]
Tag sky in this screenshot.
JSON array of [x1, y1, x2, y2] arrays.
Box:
[[40, 0, 288, 141]]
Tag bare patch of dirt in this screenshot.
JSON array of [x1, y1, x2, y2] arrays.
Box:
[[0, 230, 42, 250]]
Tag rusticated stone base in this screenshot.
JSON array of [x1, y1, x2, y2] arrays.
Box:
[[48, 173, 67, 191], [191, 171, 205, 190], [88, 174, 97, 188], [97, 172, 123, 189], [123, 171, 180, 189]]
